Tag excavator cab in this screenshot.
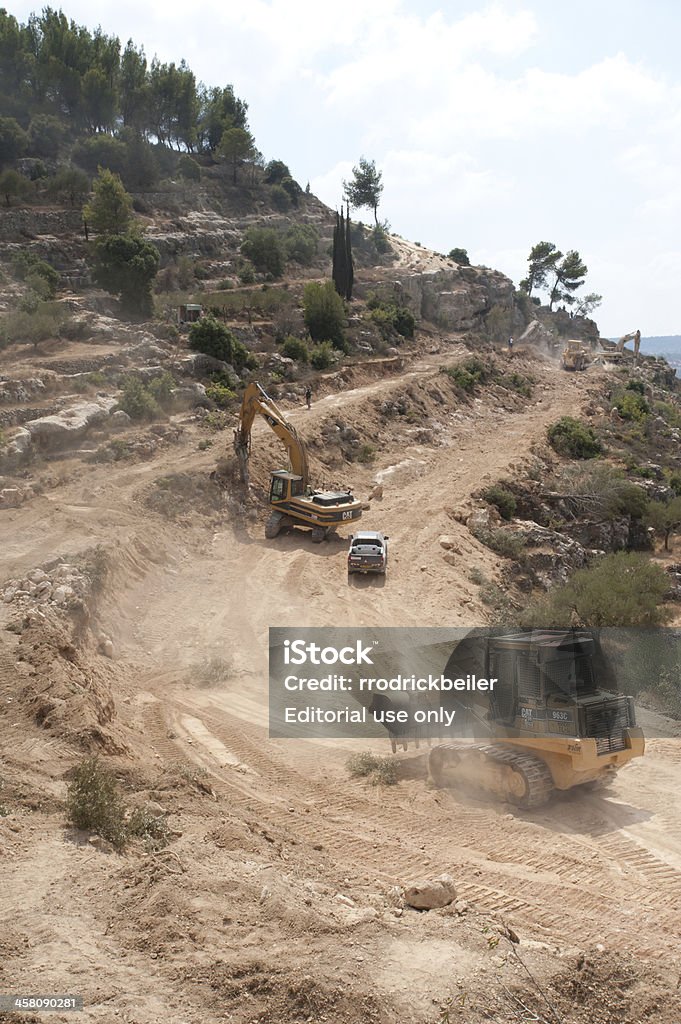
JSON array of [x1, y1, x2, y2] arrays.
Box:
[[270, 471, 304, 503]]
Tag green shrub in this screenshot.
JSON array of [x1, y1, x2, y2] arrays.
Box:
[[647, 496, 681, 550], [474, 527, 525, 560], [552, 463, 648, 519], [204, 410, 229, 432], [126, 806, 170, 850], [368, 306, 395, 338], [21, 273, 54, 311], [73, 134, 127, 176], [66, 757, 127, 850], [270, 184, 291, 211], [616, 482, 649, 519], [443, 357, 490, 394], [177, 154, 201, 181], [613, 390, 649, 421], [47, 166, 90, 206], [0, 302, 69, 349], [12, 252, 59, 296], [284, 224, 318, 265], [393, 306, 415, 338], [205, 382, 236, 408], [193, 262, 211, 281], [0, 168, 31, 206], [282, 336, 309, 362], [481, 484, 516, 521], [130, 192, 150, 211], [521, 552, 672, 628], [346, 752, 397, 786], [368, 299, 415, 339], [503, 371, 533, 398], [281, 176, 302, 205], [83, 546, 110, 593], [626, 379, 645, 395], [310, 341, 336, 370], [372, 224, 391, 254], [264, 159, 290, 184], [448, 247, 470, 265], [189, 316, 249, 368], [547, 417, 602, 459], [237, 260, 256, 284], [654, 401, 681, 429], [0, 117, 28, 163], [446, 366, 476, 392], [117, 376, 161, 421], [92, 232, 159, 316], [303, 281, 345, 349], [148, 372, 176, 408], [357, 443, 376, 463], [241, 227, 286, 278], [28, 114, 66, 158]]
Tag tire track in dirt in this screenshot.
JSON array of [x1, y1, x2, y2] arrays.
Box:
[[136, 692, 681, 960]]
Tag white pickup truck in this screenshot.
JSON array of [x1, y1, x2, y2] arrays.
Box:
[[347, 531, 389, 575]]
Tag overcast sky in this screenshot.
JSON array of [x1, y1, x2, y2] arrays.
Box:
[[11, 1, 681, 335]]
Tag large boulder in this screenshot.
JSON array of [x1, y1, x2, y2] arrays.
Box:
[[392, 264, 514, 333], [562, 517, 631, 554], [172, 383, 211, 409], [404, 873, 457, 910], [517, 319, 556, 349], [25, 399, 117, 451], [512, 521, 588, 588], [176, 353, 236, 379]]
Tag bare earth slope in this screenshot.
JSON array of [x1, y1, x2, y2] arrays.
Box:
[[2, 344, 681, 1023]]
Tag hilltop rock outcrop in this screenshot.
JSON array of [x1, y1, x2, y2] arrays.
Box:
[[392, 264, 515, 332]]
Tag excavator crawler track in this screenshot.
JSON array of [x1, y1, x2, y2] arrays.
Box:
[[265, 511, 286, 538], [429, 742, 554, 809]]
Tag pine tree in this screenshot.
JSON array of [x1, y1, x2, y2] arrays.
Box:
[[344, 157, 383, 225]]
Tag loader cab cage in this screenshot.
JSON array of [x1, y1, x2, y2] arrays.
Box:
[[490, 631, 598, 706]]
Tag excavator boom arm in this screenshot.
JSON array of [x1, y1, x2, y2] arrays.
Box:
[[234, 382, 309, 485]]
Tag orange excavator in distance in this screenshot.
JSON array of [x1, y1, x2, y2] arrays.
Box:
[[233, 382, 363, 542]]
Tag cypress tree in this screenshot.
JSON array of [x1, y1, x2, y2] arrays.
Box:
[[345, 202, 354, 301], [332, 208, 348, 298]]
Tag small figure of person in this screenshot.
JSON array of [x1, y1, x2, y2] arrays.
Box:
[[507, 336, 514, 358], [305, 385, 312, 410]]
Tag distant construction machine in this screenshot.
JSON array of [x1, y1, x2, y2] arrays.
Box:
[[617, 329, 642, 358], [234, 382, 362, 541], [371, 630, 645, 808], [561, 339, 591, 371]]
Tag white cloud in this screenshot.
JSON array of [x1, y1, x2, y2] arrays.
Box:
[[9, 0, 681, 332]]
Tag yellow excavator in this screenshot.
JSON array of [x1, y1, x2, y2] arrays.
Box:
[[366, 630, 644, 808], [617, 329, 641, 358], [234, 382, 363, 541]]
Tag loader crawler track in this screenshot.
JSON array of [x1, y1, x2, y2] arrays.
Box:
[[429, 742, 554, 809]]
